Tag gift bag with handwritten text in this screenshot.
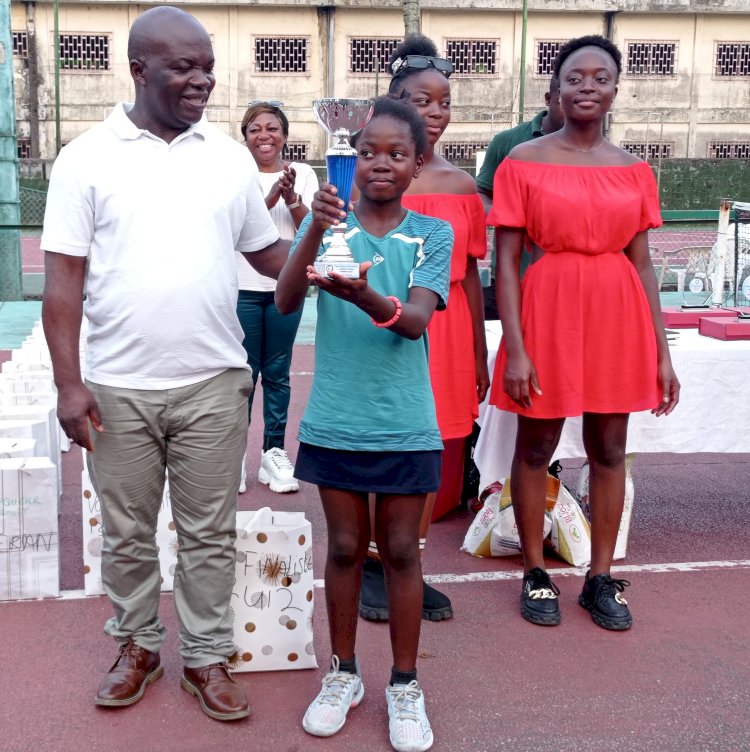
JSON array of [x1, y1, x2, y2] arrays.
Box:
[[0, 457, 59, 600], [81, 461, 178, 595], [231, 508, 317, 673]]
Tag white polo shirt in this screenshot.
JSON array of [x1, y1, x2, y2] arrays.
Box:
[[41, 103, 280, 390]]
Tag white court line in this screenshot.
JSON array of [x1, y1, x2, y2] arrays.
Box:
[[2, 559, 748, 604]]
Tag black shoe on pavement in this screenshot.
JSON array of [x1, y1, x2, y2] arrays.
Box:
[[422, 580, 453, 621], [520, 567, 561, 626], [359, 558, 389, 621], [578, 572, 633, 631], [359, 558, 454, 621]]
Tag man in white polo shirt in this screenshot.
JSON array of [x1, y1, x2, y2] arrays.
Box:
[[41, 6, 288, 721]]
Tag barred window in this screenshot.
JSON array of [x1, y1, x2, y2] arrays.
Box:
[[626, 41, 676, 77], [254, 37, 308, 74], [17, 138, 31, 159], [286, 142, 309, 162], [445, 40, 497, 77], [708, 141, 750, 159], [350, 37, 400, 74], [715, 42, 750, 77], [621, 142, 673, 160], [59, 33, 110, 71], [12, 31, 28, 58], [441, 141, 489, 163], [536, 40, 564, 75]]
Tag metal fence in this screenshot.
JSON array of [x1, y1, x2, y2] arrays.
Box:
[[19, 187, 48, 226]]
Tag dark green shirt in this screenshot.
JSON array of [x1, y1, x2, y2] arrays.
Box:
[[478, 109, 547, 280], [476, 109, 547, 191]]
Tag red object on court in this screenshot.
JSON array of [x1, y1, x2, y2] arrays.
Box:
[[662, 307, 736, 328], [698, 316, 750, 341]]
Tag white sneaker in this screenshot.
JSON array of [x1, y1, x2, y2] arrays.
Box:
[[258, 447, 299, 493], [302, 655, 364, 737], [238, 452, 247, 494], [386, 681, 434, 752]]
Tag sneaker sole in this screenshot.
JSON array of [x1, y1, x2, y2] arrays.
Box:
[[180, 677, 252, 721], [302, 682, 365, 737], [578, 595, 633, 631], [94, 664, 164, 707], [359, 603, 389, 621], [521, 602, 561, 626], [390, 729, 434, 752], [422, 605, 453, 621], [258, 467, 299, 493]]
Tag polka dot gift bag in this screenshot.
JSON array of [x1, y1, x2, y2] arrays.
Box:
[[232, 508, 317, 672]]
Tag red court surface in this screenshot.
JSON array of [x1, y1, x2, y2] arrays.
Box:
[[1, 344, 749, 752]]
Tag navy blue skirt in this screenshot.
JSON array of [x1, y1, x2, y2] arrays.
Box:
[[295, 442, 442, 494]]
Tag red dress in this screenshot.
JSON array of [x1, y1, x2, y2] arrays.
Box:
[[402, 193, 487, 439], [487, 158, 663, 418]]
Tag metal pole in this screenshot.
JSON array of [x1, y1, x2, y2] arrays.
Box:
[[518, 0, 528, 126], [54, 0, 60, 154], [712, 198, 731, 307]]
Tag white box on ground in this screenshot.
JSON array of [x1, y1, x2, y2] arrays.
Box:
[[0, 457, 60, 600], [0, 438, 37, 458]]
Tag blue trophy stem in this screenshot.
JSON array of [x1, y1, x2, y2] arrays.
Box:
[[327, 153, 357, 215]]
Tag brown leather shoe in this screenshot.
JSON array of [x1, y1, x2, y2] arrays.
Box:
[[181, 663, 251, 721], [94, 641, 163, 707]]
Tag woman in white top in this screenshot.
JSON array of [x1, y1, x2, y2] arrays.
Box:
[[236, 101, 319, 493]]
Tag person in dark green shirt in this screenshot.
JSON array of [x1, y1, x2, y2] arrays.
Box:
[[477, 76, 564, 318]]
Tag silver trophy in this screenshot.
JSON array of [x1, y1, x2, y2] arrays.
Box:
[[312, 98, 374, 279]]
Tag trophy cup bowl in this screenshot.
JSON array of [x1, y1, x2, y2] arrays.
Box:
[[312, 98, 374, 279]]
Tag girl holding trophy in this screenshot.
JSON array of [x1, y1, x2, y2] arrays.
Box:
[[275, 96, 452, 752]]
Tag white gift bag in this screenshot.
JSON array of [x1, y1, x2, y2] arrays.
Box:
[[575, 454, 635, 561], [231, 508, 317, 673], [0, 457, 60, 600], [549, 483, 592, 567], [81, 461, 178, 595]]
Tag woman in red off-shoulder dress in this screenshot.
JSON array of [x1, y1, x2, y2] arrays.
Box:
[[488, 35, 680, 632]]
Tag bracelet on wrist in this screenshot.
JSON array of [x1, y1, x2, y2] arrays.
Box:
[[286, 194, 302, 210], [371, 296, 402, 329]]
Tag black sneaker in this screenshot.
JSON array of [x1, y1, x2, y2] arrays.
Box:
[[359, 558, 389, 621], [578, 573, 633, 631], [422, 580, 453, 621], [359, 559, 454, 621], [520, 568, 561, 626]]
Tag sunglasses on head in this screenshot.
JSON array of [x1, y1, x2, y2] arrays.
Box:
[[247, 99, 284, 108], [390, 55, 454, 79]]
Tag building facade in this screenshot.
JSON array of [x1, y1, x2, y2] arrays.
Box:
[[9, 0, 750, 164]]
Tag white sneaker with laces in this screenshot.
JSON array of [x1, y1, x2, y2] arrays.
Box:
[[386, 681, 434, 752], [238, 452, 247, 494], [302, 655, 364, 737], [258, 447, 299, 493]]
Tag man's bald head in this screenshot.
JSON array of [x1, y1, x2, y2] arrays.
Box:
[[128, 6, 210, 61]]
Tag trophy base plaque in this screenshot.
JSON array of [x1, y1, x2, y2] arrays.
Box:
[[313, 259, 361, 280]]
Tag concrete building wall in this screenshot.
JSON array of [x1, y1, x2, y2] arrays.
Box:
[[10, 1, 750, 161]]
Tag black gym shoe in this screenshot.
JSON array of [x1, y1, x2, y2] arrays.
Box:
[[359, 558, 454, 621], [359, 558, 389, 621], [520, 567, 561, 626], [578, 572, 633, 631], [422, 580, 453, 621]]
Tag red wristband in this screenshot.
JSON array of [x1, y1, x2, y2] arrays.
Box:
[[371, 296, 402, 328]]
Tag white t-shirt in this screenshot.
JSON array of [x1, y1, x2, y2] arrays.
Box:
[[235, 161, 319, 292], [41, 103, 280, 390]]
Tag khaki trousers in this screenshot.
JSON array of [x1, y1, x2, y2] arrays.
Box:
[[87, 368, 252, 667]]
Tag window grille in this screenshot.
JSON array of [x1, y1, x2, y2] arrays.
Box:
[[12, 31, 28, 58], [17, 138, 31, 159], [621, 142, 673, 160], [536, 40, 564, 75], [715, 43, 750, 77], [708, 141, 750, 159], [58, 33, 110, 71], [626, 42, 676, 76], [254, 37, 308, 74], [441, 141, 489, 164], [350, 37, 400, 74], [286, 142, 308, 162], [445, 39, 497, 77]]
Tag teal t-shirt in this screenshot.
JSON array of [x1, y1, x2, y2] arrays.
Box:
[[291, 210, 453, 452]]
